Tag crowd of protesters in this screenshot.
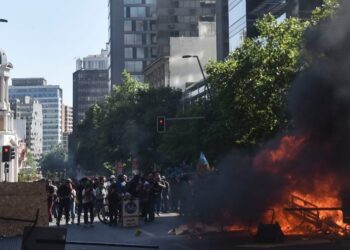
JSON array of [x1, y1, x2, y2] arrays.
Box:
[[45, 172, 193, 226]]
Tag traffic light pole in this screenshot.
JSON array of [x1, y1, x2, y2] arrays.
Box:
[[4, 162, 9, 182], [165, 116, 205, 121]]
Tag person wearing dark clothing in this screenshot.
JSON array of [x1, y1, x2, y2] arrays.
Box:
[[143, 175, 154, 222], [82, 181, 96, 225], [153, 173, 165, 216], [56, 179, 73, 226], [107, 182, 122, 225], [76, 178, 87, 225], [126, 175, 141, 198], [161, 176, 170, 213]]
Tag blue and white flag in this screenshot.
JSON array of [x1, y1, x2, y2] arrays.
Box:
[[197, 152, 210, 172]]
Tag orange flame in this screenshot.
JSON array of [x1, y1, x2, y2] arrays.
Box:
[[227, 135, 348, 236]]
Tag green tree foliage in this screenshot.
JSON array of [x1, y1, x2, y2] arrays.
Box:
[[205, 1, 339, 148], [75, 1, 340, 171], [40, 146, 68, 175], [207, 15, 308, 147], [75, 71, 182, 173]]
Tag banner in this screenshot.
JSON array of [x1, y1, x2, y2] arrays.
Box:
[[116, 161, 123, 175]]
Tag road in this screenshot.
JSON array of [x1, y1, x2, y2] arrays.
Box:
[[2, 213, 350, 249]]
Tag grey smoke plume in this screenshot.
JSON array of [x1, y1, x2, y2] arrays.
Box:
[[189, 1, 350, 224]]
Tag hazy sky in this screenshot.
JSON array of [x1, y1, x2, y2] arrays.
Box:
[[0, 0, 108, 106]]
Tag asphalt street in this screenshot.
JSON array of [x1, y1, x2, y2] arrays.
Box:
[[2, 213, 350, 249]]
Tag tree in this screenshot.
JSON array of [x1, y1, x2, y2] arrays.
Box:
[[40, 146, 68, 176], [206, 15, 308, 147], [75, 71, 182, 174]]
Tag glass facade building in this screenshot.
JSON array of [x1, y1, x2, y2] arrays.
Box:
[[228, 0, 247, 51], [9, 78, 62, 153], [228, 0, 322, 52], [109, 0, 157, 84]]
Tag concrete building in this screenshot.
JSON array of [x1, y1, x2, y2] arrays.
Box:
[[108, 0, 157, 85], [156, 0, 216, 57], [73, 49, 110, 130], [144, 22, 216, 90], [228, 0, 322, 51], [62, 105, 73, 152], [9, 78, 63, 154], [62, 105, 73, 133], [0, 49, 19, 182], [11, 96, 43, 159], [216, 0, 229, 60], [76, 47, 109, 71]]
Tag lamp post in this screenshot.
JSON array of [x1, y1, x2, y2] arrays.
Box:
[[182, 55, 211, 99], [0, 19, 8, 23]]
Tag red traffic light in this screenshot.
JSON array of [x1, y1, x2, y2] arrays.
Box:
[[157, 116, 166, 133], [2, 146, 11, 162]]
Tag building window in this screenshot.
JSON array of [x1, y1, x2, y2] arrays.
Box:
[[124, 34, 142, 45], [130, 7, 146, 18], [125, 48, 133, 59], [124, 21, 132, 31], [136, 48, 145, 59], [124, 0, 142, 4], [135, 20, 144, 31], [125, 61, 143, 72]]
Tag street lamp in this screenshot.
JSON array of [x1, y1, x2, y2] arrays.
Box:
[[182, 55, 211, 99], [0, 19, 8, 23]]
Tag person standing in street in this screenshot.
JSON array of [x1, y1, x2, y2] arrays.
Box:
[[82, 180, 96, 225], [107, 179, 122, 225], [161, 176, 170, 213], [153, 172, 166, 216], [70, 182, 77, 224], [46, 179, 56, 222], [56, 178, 73, 226], [76, 177, 87, 225]]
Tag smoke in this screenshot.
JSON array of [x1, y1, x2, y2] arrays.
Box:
[[188, 1, 350, 224]]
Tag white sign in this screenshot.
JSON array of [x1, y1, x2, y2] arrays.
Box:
[[122, 199, 139, 227]]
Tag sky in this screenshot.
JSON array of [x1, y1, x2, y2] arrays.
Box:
[[0, 0, 108, 106]]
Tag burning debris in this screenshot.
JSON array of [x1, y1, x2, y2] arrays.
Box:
[[181, 1, 350, 238]]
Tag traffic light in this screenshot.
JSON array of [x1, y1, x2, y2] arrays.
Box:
[[157, 116, 166, 133], [2, 146, 11, 162], [10, 147, 15, 160]]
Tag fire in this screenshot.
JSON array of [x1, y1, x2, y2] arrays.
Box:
[[253, 135, 307, 174], [227, 135, 349, 236]]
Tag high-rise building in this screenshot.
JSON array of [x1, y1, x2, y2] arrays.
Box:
[[228, 0, 322, 52], [76, 48, 109, 71], [73, 49, 110, 130], [11, 96, 43, 159], [62, 104, 73, 152], [216, 0, 229, 60], [144, 22, 217, 89], [108, 0, 157, 85], [9, 78, 63, 153], [156, 0, 216, 57], [62, 105, 73, 133]]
